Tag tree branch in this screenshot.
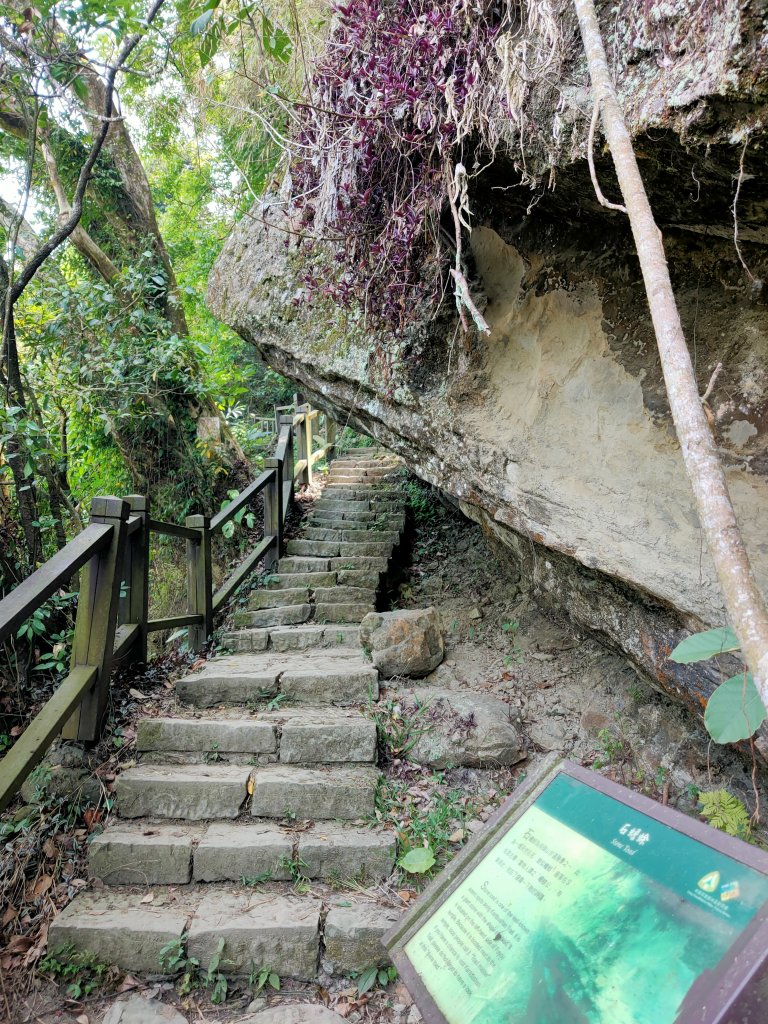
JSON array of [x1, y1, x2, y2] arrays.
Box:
[[9, 0, 167, 304], [574, 0, 768, 711]]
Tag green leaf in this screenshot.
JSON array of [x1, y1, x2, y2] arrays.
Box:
[[699, 789, 751, 837], [669, 627, 740, 664], [268, 972, 280, 990], [357, 965, 378, 996], [398, 846, 435, 874], [261, 13, 292, 63], [190, 8, 214, 35], [704, 673, 767, 743]]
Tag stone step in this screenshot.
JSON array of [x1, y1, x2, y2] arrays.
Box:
[[116, 762, 379, 822], [176, 652, 378, 706], [48, 889, 398, 978], [286, 539, 340, 557], [116, 763, 251, 820], [269, 624, 361, 651], [316, 602, 375, 624], [314, 585, 377, 604], [310, 512, 404, 529], [337, 568, 381, 589], [251, 764, 379, 820], [305, 528, 400, 546], [136, 708, 376, 764], [316, 499, 404, 512], [330, 555, 389, 571], [266, 571, 337, 589], [313, 508, 402, 521], [220, 624, 361, 655], [278, 556, 331, 573], [339, 540, 396, 557], [233, 603, 311, 628], [247, 587, 309, 610]]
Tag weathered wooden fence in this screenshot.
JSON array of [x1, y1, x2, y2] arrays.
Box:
[[0, 403, 336, 812]]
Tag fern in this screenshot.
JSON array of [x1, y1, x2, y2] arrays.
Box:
[[698, 790, 751, 838]]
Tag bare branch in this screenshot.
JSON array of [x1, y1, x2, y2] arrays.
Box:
[[9, 0, 167, 304]]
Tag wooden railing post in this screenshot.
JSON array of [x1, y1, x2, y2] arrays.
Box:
[[120, 495, 149, 664], [325, 417, 337, 463], [295, 405, 310, 487], [280, 415, 295, 503], [186, 514, 212, 651], [63, 496, 129, 743], [263, 456, 282, 570]]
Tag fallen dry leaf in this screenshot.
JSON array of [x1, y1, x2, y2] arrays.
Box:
[[140, 892, 155, 904], [42, 838, 57, 859], [33, 874, 53, 898], [117, 975, 140, 992], [246, 777, 255, 796], [76, 1015, 89, 1023], [448, 829, 466, 843], [1, 906, 17, 926]]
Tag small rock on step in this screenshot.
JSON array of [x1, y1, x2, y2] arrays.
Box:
[[188, 891, 320, 978], [315, 602, 376, 624], [360, 607, 444, 678], [89, 823, 198, 885], [233, 604, 311, 628], [48, 891, 188, 973], [323, 902, 401, 973], [250, 764, 379, 819], [247, 587, 309, 610], [116, 763, 250, 820]]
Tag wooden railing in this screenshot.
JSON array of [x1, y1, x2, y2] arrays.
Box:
[[0, 403, 337, 812]]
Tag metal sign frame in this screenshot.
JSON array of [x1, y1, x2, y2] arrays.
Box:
[[384, 755, 768, 1024]]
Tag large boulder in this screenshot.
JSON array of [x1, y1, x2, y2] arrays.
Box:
[[393, 687, 525, 768], [360, 608, 444, 678]]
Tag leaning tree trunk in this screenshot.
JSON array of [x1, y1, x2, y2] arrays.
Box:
[[573, 0, 768, 707]]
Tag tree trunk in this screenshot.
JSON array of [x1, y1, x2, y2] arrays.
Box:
[[573, 0, 768, 706]]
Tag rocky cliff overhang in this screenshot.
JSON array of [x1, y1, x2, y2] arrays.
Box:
[[208, 1, 768, 725]]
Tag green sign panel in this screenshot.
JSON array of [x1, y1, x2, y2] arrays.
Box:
[[386, 761, 768, 1024]]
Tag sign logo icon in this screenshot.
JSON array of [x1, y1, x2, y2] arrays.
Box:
[[720, 881, 740, 903], [698, 871, 721, 894]]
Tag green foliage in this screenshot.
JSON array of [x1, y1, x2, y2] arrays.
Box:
[[355, 963, 397, 996], [704, 672, 767, 743], [249, 963, 281, 993], [370, 696, 432, 758], [669, 627, 740, 663], [698, 790, 751, 838], [159, 932, 235, 999], [39, 944, 117, 999], [398, 846, 436, 874], [278, 853, 310, 893], [668, 628, 767, 744]]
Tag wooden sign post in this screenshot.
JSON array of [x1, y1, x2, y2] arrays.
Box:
[[385, 756, 768, 1024]]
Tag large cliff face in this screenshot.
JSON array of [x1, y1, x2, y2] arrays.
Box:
[[208, 1, 768, 716]]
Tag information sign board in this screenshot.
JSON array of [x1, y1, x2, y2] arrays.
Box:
[[385, 757, 768, 1024]]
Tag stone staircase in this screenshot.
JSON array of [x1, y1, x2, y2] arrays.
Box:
[[49, 449, 405, 983]]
